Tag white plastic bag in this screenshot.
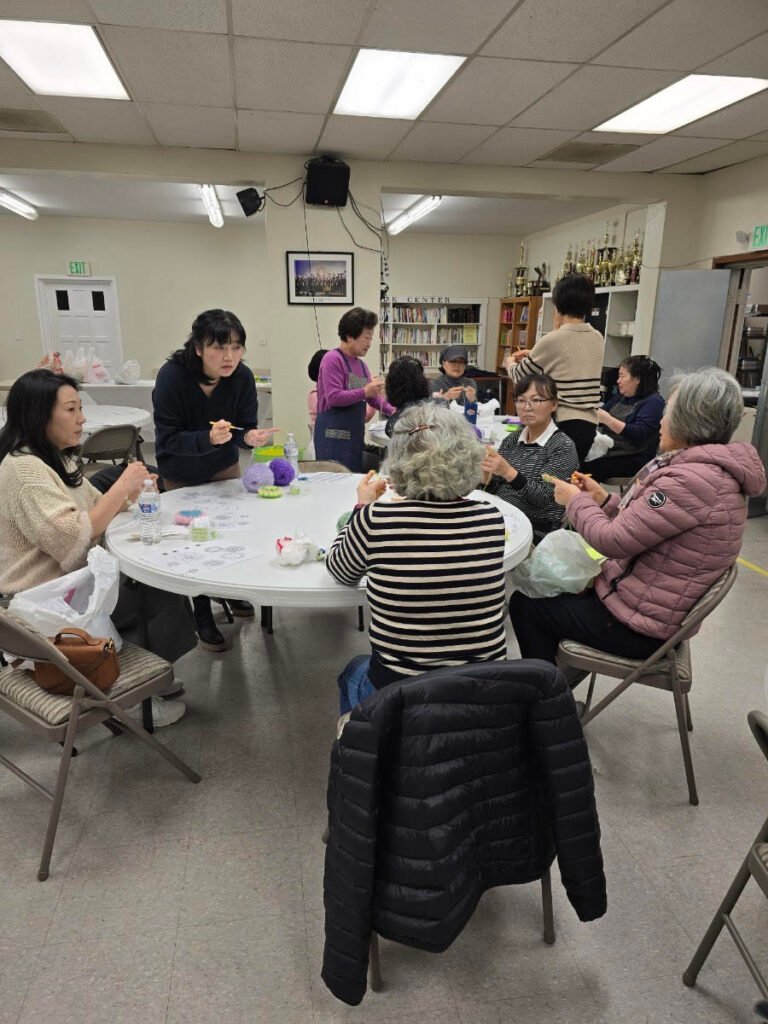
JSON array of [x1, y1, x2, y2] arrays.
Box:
[[8, 547, 122, 649], [510, 529, 605, 599], [477, 397, 500, 423], [61, 346, 90, 382], [584, 432, 615, 462], [115, 359, 141, 385]]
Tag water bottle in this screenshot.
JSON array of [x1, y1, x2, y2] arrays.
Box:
[[284, 432, 300, 476], [138, 478, 162, 545]]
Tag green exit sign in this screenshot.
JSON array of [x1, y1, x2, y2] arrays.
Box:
[[750, 225, 768, 250], [67, 260, 91, 276]]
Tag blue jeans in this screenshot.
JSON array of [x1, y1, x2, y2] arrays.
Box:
[[337, 655, 376, 714]]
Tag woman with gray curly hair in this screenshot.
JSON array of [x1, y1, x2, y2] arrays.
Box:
[[326, 402, 508, 712]]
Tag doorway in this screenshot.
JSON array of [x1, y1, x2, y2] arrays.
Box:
[[35, 276, 124, 374]]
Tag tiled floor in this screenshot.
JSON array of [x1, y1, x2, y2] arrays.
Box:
[[2, 518, 768, 1023]]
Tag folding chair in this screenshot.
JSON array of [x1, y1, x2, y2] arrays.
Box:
[[0, 609, 200, 880], [684, 711, 768, 998], [556, 563, 738, 805], [79, 424, 141, 478]]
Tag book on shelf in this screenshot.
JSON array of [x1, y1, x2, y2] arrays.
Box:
[[463, 325, 478, 345]]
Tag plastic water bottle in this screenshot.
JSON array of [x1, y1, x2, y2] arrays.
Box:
[[284, 432, 300, 475], [138, 478, 162, 545]]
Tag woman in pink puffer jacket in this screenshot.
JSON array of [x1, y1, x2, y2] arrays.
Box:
[[510, 367, 766, 664]]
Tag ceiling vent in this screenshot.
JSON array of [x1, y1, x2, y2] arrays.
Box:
[[537, 141, 640, 166], [0, 108, 67, 133]]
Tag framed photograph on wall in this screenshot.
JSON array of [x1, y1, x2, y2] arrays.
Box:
[[286, 251, 354, 305]]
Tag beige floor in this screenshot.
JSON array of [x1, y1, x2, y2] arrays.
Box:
[[1, 516, 768, 1024]]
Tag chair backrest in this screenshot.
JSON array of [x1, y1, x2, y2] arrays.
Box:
[[80, 425, 138, 463], [748, 710, 768, 764], [298, 460, 350, 474]]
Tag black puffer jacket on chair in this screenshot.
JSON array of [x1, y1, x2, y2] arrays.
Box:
[[322, 659, 606, 1006]]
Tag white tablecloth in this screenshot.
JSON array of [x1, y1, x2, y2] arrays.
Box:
[[0, 404, 150, 435], [368, 414, 520, 450], [106, 476, 532, 608]]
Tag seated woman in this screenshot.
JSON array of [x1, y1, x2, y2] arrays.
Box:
[[482, 373, 578, 543], [509, 367, 766, 666], [429, 345, 477, 406], [326, 402, 507, 712], [0, 370, 196, 726], [587, 356, 665, 482], [383, 355, 430, 437]]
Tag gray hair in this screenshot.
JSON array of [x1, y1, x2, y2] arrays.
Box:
[[666, 367, 743, 446], [384, 402, 484, 500]]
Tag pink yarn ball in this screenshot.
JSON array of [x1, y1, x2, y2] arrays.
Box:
[[243, 462, 274, 492], [269, 457, 296, 486]]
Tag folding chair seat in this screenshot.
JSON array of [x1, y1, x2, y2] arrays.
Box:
[[79, 424, 141, 478]]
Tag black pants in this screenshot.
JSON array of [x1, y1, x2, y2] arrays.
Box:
[[586, 450, 652, 483], [556, 420, 596, 467], [509, 588, 663, 666], [114, 579, 196, 664]]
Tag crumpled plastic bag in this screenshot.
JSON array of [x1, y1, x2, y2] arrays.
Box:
[[275, 533, 320, 566], [477, 397, 500, 423], [509, 528, 606, 599], [584, 432, 615, 462], [115, 359, 141, 385], [8, 547, 122, 649], [61, 346, 91, 382], [38, 351, 63, 374], [84, 355, 111, 384]]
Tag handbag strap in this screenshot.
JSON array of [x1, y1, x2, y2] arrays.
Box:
[[52, 628, 102, 647]]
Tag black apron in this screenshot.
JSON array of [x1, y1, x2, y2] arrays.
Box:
[[600, 398, 644, 456], [314, 352, 369, 472]]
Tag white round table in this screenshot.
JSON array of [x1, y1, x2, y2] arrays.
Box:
[[368, 414, 521, 450], [0, 404, 150, 436], [106, 475, 532, 608]]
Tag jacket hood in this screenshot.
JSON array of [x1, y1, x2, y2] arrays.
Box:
[[673, 442, 766, 497]]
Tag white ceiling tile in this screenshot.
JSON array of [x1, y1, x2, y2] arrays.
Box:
[[425, 57, 579, 126], [35, 97, 155, 145], [664, 140, 768, 174], [481, 0, 669, 61], [0, 64, 36, 105], [752, 131, 768, 142], [676, 90, 768, 140], [360, 0, 514, 55], [90, 0, 227, 33], [389, 123, 497, 163], [142, 103, 235, 149], [511, 66, 677, 131], [594, 0, 768, 71], [237, 110, 324, 153], [232, 0, 369, 44], [460, 127, 578, 165], [101, 26, 233, 106], [697, 32, 768, 76], [0, 0, 93, 20], [594, 136, 728, 172], [318, 116, 412, 160], [234, 38, 351, 114]]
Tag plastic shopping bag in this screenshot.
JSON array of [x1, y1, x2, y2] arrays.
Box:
[[115, 359, 141, 384], [84, 355, 111, 384], [584, 432, 615, 463], [509, 528, 605, 599], [8, 547, 122, 649], [61, 346, 90, 382]]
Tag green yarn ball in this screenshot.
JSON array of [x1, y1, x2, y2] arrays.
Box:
[[336, 511, 353, 533]]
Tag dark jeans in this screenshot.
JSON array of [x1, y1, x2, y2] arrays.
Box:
[[586, 450, 652, 483], [89, 464, 163, 493], [556, 419, 597, 467], [509, 588, 663, 666], [113, 579, 196, 664]]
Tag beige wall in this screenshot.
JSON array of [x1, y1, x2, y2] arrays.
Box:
[[388, 232, 517, 299]]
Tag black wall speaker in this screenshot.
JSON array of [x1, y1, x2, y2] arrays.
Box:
[[236, 187, 265, 217], [305, 156, 350, 207]]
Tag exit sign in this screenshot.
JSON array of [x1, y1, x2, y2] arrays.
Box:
[[67, 260, 91, 276], [750, 225, 768, 250]]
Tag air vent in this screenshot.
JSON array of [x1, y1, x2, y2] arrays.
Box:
[[0, 108, 67, 133], [537, 141, 639, 166]]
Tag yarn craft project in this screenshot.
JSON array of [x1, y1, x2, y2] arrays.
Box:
[[269, 457, 296, 486], [258, 485, 283, 499], [243, 462, 274, 491]]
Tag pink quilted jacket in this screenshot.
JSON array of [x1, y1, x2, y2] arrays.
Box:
[[568, 442, 766, 640]]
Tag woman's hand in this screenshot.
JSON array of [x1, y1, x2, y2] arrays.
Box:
[[596, 407, 625, 433], [481, 447, 516, 482], [513, 348, 531, 363], [552, 479, 581, 506], [572, 471, 609, 507], [209, 419, 232, 445], [442, 385, 465, 402], [356, 470, 387, 505], [245, 427, 279, 448], [465, 385, 477, 403], [116, 462, 153, 502], [364, 377, 385, 400]]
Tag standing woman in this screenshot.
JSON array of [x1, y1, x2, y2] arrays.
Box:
[[314, 308, 394, 471], [153, 309, 277, 651]]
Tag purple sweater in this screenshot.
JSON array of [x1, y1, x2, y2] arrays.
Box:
[[316, 348, 393, 416]]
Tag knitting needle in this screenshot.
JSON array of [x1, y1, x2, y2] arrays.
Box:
[[209, 420, 246, 430]]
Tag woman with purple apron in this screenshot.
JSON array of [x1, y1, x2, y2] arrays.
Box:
[[315, 308, 393, 472]]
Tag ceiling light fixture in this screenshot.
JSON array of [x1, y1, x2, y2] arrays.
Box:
[[0, 188, 39, 221], [334, 49, 465, 119], [594, 74, 768, 134], [387, 195, 442, 235], [199, 184, 224, 228], [0, 21, 128, 100]]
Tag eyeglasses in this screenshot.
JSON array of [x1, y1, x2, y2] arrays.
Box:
[[516, 397, 552, 409]]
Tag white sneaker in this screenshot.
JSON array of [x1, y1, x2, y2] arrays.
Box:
[[156, 677, 185, 698], [131, 696, 186, 728]]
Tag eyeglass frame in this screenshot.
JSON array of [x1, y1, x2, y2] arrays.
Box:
[[515, 396, 555, 409]]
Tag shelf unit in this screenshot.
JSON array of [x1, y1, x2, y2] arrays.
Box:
[[536, 285, 641, 365], [496, 296, 542, 413], [378, 297, 488, 372]]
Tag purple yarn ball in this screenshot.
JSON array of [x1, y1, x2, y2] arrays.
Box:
[[269, 457, 296, 486], [473, 426, 483, 440], [243, 462, 274, 492]]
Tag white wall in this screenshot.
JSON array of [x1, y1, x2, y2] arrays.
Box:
[[387, 232, 518, 299]]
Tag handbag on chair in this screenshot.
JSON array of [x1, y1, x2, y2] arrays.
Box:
[[32, 628, 120, 695]]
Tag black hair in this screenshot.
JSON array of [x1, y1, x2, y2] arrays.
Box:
[[620, 355, 662, 398], [552, 273, 594, 320], [0, 369, 84, 487], [385, 356, 430, 409], [337, 307, 378, 342], [170, 309, 247, 384], [513, 372, 558, 402], [308, 349, 326, 383]]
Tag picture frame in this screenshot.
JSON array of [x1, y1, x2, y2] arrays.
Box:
[[286, 251, 354, 305]]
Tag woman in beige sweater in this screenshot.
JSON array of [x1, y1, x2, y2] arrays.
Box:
[[0, 369, 194, 726]]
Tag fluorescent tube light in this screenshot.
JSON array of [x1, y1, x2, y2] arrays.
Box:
[[0, 21, 128, 100], [594, 74, 768, 134], [0, 188, 39, 220], [199, 184, 224, 228], [335, 49, 465, 119], [387, 195, 442, 235]]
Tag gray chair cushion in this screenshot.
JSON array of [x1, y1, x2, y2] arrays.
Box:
[[558, 639, 691, 692]]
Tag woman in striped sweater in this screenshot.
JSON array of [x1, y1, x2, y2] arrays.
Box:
[[326, 403, 507, 713]]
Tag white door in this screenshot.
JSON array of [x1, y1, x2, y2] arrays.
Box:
[[35, 276, 124, 374]]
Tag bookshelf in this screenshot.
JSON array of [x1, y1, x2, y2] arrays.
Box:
[[378, 297, 488, 371], [495, 296, 542, 413]]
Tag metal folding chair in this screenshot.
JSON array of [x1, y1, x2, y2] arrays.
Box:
[[79, 424, 141, 478]]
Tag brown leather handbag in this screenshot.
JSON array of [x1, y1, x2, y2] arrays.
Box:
[[33, 628, 120, 696]]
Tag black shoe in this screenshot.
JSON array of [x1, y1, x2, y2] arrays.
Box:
[[228, 599, 255, 619], [193, 596, 226, 652]]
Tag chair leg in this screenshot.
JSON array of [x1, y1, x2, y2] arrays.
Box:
[[685, 693, 693, 733], [671, 676, 698, 806], [260, 606, 273, 634], [38, 690, 83, 881], [142, 696, 154, 734], [357, 606, 365, 632], [541, 868, 555, 945], [218, 599, 234, 624], [584, 673, 596, 713], [368, 933, 383, 991], [100, 702, 201, 784]]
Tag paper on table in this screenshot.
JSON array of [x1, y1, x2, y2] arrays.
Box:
[[467, 490, 528, 539], [131, 541, 257, 577], [304, 473, 355, 484]]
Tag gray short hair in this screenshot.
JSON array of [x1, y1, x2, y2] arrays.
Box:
[[667, 367, 743, 446], [384, 402, 484, 500]]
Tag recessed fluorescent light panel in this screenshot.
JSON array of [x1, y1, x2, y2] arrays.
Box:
[[334, 49, 465, 119], [199, 184, 224, 228], [387, 195, 442, 235], [0, 188, 38, 220], [595, 74, 768, 134], [0, 21, 128, 99]]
